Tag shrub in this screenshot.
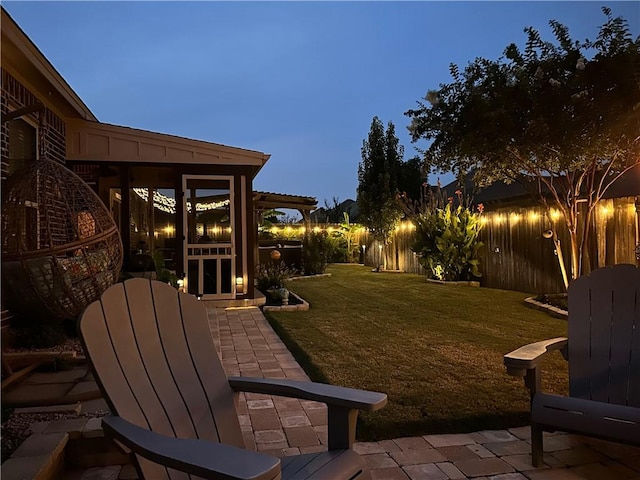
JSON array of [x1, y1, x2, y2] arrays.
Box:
[[412, 202, 484, 281], [399, 185, 484, 281], [11, 324, 66, 349], [302, 231, 328, 275], [255, 262, 293, 292], [152, 250, 179, 287], [325, 233, 348, 263]]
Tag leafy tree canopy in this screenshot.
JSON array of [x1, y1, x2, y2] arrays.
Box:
[[357, 116, 405, 242], [406, 7, 640, 280]]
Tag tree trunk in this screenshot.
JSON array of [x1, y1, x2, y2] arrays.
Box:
[[569, 231, 580, 281], [552, 231, 570, 290], [382, 242, 388, 270]]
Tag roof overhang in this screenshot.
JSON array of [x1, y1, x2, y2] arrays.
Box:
[[1, 7, 97, 121], [253, 191, 317, 211], [66, 119, 271, 174]]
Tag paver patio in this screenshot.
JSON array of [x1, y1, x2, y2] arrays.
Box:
[[207, 306, 640, 480], [4, 305, 640, 480]]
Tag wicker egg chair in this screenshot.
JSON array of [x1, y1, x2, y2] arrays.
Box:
[[2, 158, 123, 320]]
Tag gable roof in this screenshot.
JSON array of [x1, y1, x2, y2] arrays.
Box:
[[4, 8, 272, 176], [1, 7, 97, 121]]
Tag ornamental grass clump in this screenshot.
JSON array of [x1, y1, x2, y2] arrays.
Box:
[[255, 261, 293, 292]]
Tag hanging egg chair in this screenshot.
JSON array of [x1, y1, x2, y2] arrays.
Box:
[[2, 158, 123, 320]]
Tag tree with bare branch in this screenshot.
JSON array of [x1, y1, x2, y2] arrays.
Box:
[[406, 7, 640, 286]]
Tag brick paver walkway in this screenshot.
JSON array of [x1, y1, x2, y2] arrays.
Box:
[[209, 306, 328, 456], [211, 306, 640, 480]]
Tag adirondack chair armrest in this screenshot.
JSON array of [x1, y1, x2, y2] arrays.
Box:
[[102, 415, 281, 480], [229, 377, 387, 450], [228, 377, 387, 411], [504, 337, 568, 377]]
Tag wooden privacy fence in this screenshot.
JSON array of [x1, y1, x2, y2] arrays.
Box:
[[359, 196, 639, 294]]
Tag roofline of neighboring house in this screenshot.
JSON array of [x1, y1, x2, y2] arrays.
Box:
[[441, 165, 640, 206], [1, 7, 98, 122]]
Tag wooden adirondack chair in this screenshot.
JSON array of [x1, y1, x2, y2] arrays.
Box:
[[78, 278, 387, 480], [504, 264, 640, 467]]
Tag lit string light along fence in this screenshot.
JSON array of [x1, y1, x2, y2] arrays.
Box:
[[265, 196, 638, 294]]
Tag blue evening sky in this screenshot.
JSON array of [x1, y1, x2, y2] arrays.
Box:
[[4, 1, 639, 206]]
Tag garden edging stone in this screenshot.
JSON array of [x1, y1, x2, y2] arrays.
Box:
[[426, 279, 480, 287], [263, 292, 309, 312], [524, 296, 568, 319]]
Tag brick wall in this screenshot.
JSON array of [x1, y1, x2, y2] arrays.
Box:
[[1, 88, 9, 181], [1, 68, 68, 317], [1, 68, 66, 181], [72, 164, 100, 186]]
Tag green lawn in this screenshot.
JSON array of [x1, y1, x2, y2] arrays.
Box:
[[265, 264, 568, 441]]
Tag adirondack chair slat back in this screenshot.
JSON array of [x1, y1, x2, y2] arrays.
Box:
[[79, 279, 244, 479], [568, 264, 640, 407]]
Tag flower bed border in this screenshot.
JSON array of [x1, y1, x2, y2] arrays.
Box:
[[524, 296, 568, 319], [262, 291, 309, 312], [288, 273, 332, 281], [426, 279, 480, 287]]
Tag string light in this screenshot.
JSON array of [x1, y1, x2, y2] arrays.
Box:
[[549, 209, 561, 221], [599, 204, 613, 218], [132, 188, 229, 214]]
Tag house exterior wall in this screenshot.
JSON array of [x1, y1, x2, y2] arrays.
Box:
[[1, 68, 66, 179], [2, 8, 269, 305], [1, 68, 69, 319], [1, 91, 8, 178], [66, 119, 268, 168], [0, 70, 264, 303]]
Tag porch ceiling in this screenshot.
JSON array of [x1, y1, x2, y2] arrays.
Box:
[[253, 191, 317, 212]]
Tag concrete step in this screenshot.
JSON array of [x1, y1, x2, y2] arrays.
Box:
[[1, 432, 68, 480]]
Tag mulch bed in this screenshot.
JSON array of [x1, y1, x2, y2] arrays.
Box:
[[1, 336, 91, 461], [261, 291, 304, 307], [533, 294, 568, 311], [1, 409, 107, 461]]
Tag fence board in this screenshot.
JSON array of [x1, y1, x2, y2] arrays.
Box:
[[357, 196, 638, 293]]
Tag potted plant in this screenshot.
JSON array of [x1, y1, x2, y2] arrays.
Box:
[[255, 262, 292, 304]]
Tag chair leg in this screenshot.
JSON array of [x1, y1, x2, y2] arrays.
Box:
[[531, 423, 544, 467]]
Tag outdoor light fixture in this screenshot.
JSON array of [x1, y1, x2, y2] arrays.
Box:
[[176, 274, 186, 293], [236, 276, 244, 294], [196, 294, 203, 301]]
